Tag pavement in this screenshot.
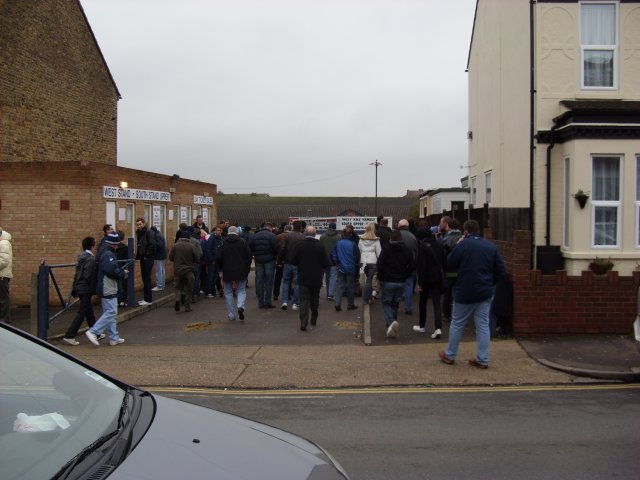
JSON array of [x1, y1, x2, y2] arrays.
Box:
[[7, 282, 640, 389]]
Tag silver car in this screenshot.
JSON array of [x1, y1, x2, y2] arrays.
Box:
[[0, 323, 350, 479]]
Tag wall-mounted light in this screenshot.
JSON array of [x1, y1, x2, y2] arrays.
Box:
[[203, 192, 209, 196], [169, 187, 176, 193], [467, 131, 473, 140], [120, 181, 128, 188]]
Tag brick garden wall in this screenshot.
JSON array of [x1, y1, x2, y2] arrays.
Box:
[[494, 230, 638, 335]]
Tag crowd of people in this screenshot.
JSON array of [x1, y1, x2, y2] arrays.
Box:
[[55, 214, 509, 369]]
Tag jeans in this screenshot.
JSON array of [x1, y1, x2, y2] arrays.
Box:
[[140, 257, 154, 302], [281, 264, 299, 305], [418, 284, 442, 330], [381, 281, 405, 327], [299, 284, 320, 328], [444, 298, 492, 365], [192, 265, 201, 299], [65, 293, 96, 338], [155, 259, 165, 289], [273, 264, 284, 300], [403, 274, 415, 313], [224, 279, 247, 320], [335, 270, 356, 308], [324, 265, 337, 298], [255, 260, 276, 307], [363, 264, 377, 301], [89, 297, 120, 342]]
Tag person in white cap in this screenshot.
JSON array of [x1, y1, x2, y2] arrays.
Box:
[[86, 232, 128, 346]]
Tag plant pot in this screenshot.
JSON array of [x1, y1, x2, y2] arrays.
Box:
[[575, 195, 588, 209], [588, 261, 613, 275]]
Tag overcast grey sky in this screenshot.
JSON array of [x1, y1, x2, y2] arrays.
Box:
[[81, 0, 476, 197]]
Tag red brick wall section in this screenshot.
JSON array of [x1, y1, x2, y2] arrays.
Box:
[[0, 0, 118, 165], [495, 230, 638, 335]]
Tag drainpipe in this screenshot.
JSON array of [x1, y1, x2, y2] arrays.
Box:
[[529, 0, 536, 267], [545, 132, 555, 247]]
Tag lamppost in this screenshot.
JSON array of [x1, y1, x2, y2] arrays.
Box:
[[370, 160, 382, 216]]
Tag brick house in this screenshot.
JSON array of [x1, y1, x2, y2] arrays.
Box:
[[467, 0, 640, 333], [0, 0, 217, 306]]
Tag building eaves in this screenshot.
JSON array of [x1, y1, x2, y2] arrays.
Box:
[[76, 0, 122, 100]]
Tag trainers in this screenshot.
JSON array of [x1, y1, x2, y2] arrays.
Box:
[[372, 290, 377, 299], [291, 304, 299, 311], [152, 286, 164, 291], [206, 293, 215, 298], [431, 329, 442, 339], [109, 338, 125, 346], [468, 359, 488, 369], [281, 303, 288, 310], [63, 337, 79, 346], [438, 350, 455, 365], [238, 308, 245, 320], [386, 320, 399, 339], [138, 300, 152, 306], [327, 296, 334, 301], [412, 325, 426, 333], [98, 333, 106, 340], [85, 331, 100, 346]]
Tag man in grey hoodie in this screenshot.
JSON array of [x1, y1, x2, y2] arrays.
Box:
[[319, 222, 340, 301]]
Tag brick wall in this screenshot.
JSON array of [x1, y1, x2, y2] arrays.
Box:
[[495, 230, 638, 335], [0, 0, 118, 165], [0, 161, 217, 306]]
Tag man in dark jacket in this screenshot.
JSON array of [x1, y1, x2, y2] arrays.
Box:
[[63, 236, 98, 345], [203, 228, 219, 297], [216, 226, 252, 321], [86, 232, 128, 346], [170, 230, 201, 312], [250, 222, 278, 308], [151, 226, 167, 291], [291, 226, 330, 331], [439, 220, 506, 369], [375, 216, 392, 249], [376, 230, 415, 339], [319, 222, 340, 301], [135, 217, 156, 306], [277, 220, 305, 310], [413, 229, 446, 339]]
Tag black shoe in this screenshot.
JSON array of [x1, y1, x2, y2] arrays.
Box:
[[264, 304, 275, 309], [174, 301, 180, 312], [238, 308, 245, 320], [180, 294, 186, 305], [335, 306, 342, 312], [347, 305, 358, 310], [300, 325, 307, 331]]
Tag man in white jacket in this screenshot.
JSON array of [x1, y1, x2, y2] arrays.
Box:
[[0, 227, 13, 323]]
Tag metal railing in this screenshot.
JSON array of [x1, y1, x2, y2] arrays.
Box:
[[36, 239, 136, 340]]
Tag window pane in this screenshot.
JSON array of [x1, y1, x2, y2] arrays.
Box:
[[637, 157, 640, 201], [592, 157, 619, 201], [594, 206, 617, 246], [581, 3, 615, 45], [584, 50, 613, 87]]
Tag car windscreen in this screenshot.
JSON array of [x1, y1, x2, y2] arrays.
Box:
[[0, 327, 126, 480]]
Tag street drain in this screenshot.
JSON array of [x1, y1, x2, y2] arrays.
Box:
[[334, 321, 360, 329]]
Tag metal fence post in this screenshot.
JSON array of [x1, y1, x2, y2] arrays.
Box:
[[37, 264, 49, 340], [127, 237, 136, 306]]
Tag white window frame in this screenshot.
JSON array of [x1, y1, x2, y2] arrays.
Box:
[[470, 176, 477, 206], [563, 157, 570, 249], [484, 170, 492, 205], [591, 155, 622, 249], [580, 1, 618, 90]]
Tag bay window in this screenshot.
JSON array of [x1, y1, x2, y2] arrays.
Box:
[[592, 155, 621, 247]]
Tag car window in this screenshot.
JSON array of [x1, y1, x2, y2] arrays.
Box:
[[0, 327, 126, 480]]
